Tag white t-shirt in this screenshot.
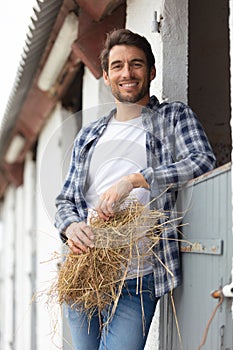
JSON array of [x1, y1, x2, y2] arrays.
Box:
[[85, 116, 153, 277], [85, 116, 150, 207]]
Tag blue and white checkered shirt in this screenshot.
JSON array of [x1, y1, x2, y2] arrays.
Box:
[[55, 95, 216, 297]]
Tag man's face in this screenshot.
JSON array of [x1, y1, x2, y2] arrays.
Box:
[[103, 45, 155, 105]]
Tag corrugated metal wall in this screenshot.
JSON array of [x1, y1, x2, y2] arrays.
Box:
[[159, 163, 233, 349]]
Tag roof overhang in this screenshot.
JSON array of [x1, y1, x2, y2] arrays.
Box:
[[0, 0, 126, 199], [72, 3, 126, 78]]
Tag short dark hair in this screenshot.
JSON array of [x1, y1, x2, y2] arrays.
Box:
[[100, 29, 155, 73]]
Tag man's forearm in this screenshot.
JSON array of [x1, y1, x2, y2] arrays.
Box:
[[122, 173, 150, 190]]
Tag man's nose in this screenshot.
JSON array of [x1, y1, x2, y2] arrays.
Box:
[[121, 63, 132, 78]]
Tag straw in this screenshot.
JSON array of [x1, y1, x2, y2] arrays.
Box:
[[49, 200, 174, 323]]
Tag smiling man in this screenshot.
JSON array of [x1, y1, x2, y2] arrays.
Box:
[[55, 29, 216, 350], [103, 44, 155, 105]]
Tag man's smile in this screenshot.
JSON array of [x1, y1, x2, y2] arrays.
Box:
[[119, 81, 138, 88]]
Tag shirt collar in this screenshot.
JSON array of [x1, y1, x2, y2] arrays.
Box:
[[145, 95, 160, 110]]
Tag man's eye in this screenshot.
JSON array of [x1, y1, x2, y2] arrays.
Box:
[[132, 62, 143, 68], [111, 64, 122, 70]]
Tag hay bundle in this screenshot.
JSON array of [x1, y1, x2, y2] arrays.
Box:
[[50, 201, 167, 319], [56, 247, 129, 317]]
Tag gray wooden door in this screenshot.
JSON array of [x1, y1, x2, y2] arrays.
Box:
[[159, 163, 233, 350]]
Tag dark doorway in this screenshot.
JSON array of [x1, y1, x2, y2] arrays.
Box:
[[188, 0, 231, 167]]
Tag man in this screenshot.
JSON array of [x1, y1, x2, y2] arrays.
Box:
[[55, 29, 215, 350]]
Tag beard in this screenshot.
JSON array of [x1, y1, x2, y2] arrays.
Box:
[[109, 75, 151, 104], [111, 86, 148, 103]]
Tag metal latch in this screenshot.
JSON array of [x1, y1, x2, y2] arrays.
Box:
[[200, 260, 233, 348], [212, 258, 233, 319]]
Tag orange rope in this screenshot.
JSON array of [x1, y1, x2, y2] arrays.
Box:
[[197, 293, 224, 350]]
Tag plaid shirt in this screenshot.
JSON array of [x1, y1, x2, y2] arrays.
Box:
[[55, 95, 216, 297]]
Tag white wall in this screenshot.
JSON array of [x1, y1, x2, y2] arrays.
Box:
[[14, 186, 29, 350], [0, 153, 36, 350], [82, 67, 100, 125], [161, 0, 188, 103], [82, 66, 114, 126], [0, 109, 65, 349], [127, 0, 188, 103], [0, 187, 15, 350], [35, 102, 80, 349], [126, 0, 164, 101], [35, 104, 67, 350]]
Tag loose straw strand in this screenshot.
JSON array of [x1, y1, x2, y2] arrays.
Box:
[[170, 291, 183, 350]]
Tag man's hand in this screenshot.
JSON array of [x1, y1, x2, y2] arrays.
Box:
[[96, 177, 133, 219], [65, 221, 94, 254], [96, 174, 149, 220]]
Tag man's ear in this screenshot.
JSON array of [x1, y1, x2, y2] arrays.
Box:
[[150, 66, 156, 81], [103, 70, 110, 86]]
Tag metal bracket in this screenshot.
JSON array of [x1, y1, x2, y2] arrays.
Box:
[[223, 258, 233, 299], [222, 282, 233, 298], [180, 239, 223, 255], [152, 11, 161, 33], [222, 258, 233, 318]]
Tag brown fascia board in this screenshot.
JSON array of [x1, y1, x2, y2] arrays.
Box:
[[72, 2, 126, 78], [76, 0, 125, 21], [17, 87, 57, 137], [1, 161, 24, 188], [1, 87, 57, 164], [0, 170, 9, 199]]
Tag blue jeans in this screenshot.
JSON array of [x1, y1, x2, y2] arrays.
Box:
[[66, 273, 159, 350]]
